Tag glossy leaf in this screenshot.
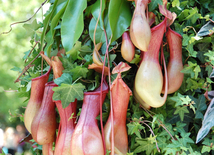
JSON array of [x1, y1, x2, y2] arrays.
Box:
[[108, 0, 132, 43], [40, 0, 59, 53], [196, 98, 214, 143], [89, 10, 112, 44], [61, 0, 87, 53], [45, 1, 68, 55], [197, 21, 214, 37], [91, 0, 106, 29]]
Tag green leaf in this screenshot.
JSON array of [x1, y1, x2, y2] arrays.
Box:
[[61, 0, 87, 52], [66, 41, 82, 59], [197, 21, 214, 37], [180, 132, 194, 145], [91, 0, 106, 29], [70, 66, 89, 80], [127, 121, 144, 138], [196, 98, 214, 143], [45, 1, 68, 55], [23, 19, 41, 36], [174, 121, 186, 133], [201, 146, 211, 153], [159, 123, 175, 139], [89, 11, 112, 44], [172, 0, 180, 8], [163, 147, 178, 155], [108, 0, 132, 43], [174, 106, 189, 121], [194, 95, 207, 119], [134, 138, 155, 154], [181, 61, 200, 79], [52, 83, 85, 108], [149, 0, 163, 11], [40, 0, 60, 52], [130, 54, 141, 65], [54, 73, 73, 86]]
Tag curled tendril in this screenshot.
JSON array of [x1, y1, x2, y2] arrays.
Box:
[[0, 0, 48, 35]]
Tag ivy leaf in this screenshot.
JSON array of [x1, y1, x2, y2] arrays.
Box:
[[181, 61, 200, 79], [194, 95, 207, 119], [54, 73, 73, 86], [167, 138, 182, 148], [163, 147, 178, 155], [180, 132, 194, 146], [159, 123, 175, 139], [23, 19, 41, 36], [134, 138, 156, 154], [61, 0, 87, 52], [127, 121, 144, 138], [130, 54, 141, 65], [52, 83, 85, 108], [108, 0, 132, 43], [204, 50, 214, 66], [196, 98, 214, 143], [201, 146, 211, 153], [70, 66, 89, 80], [174, 106, 189, 121], [174, 121, 186, 133]]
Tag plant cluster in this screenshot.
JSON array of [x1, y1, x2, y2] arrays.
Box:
[[7, 0, 214, 154]]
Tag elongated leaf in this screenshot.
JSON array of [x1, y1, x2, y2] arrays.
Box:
[[197, 21, 214, 37], [52, 83, 85, 108], [89, 4, 111, 44], [40, 0, 59, 52], [61, 0, 87, 53], [45, 1, 68, 55], [196, 98, 214, 143], [108, 0, 132, 43], [91, 0, 106, 29]]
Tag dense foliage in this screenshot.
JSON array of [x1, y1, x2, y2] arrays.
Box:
[[8, 0, 214, 154]]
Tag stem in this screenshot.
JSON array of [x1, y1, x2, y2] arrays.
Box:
[[93, 0, 103, 63], [141, 121, 160, 152], [72, 77, 82, 85], [14, 52, 41, 83], [25, 41, 39, 63], [41, 57, 44, 75], [140, 105, 175, 140], [102, 18, 115, 155]]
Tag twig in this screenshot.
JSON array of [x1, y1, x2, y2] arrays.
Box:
[[0, 0, 48, 35], [141, 121, 160, 152], [14, 53, 41, 83], [139, 105, 175, 140], [25, 42, 39, 63]]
